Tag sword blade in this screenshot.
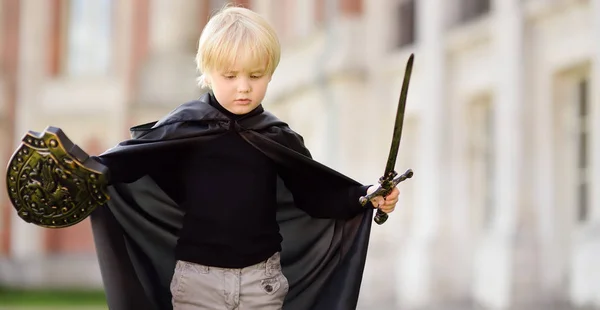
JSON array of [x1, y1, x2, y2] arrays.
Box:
[[383, 53, 414, 178]]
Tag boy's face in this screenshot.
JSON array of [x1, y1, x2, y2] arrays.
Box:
[[207, 59, 272, 115]]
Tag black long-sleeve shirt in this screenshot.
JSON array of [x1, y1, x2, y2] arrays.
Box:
[[97, 96, 370, 268]]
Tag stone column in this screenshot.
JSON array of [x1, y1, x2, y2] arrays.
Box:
[[7, 1, 54, 288], [135, 0, 203, 107], [10, 0, 51, 263], [531, 23, 559, 304], [396, 0, 446, 307], [473, 0, 526, 308]]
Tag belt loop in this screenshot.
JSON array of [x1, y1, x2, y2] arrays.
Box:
[[265, 257, 272, 277]]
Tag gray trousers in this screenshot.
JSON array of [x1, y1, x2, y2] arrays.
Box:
[[170, 252, 289, 310]]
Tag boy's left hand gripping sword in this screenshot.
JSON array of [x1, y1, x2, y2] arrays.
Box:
[[5, 127, 110, 228], [359, 53, 415, 225]]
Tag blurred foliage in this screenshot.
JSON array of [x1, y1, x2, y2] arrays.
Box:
[[0, 287, 106, 307]]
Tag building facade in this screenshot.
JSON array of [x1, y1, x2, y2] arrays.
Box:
[[0, 0, 598, 309]]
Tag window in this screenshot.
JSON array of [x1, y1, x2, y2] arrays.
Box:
[[457, 0, 490, 24], [64, 0, 113, 77], [469, 98, 495, 228], [395, 0, 416, 48], [555, 71, 591, 226], [576, 78, 589, 222]]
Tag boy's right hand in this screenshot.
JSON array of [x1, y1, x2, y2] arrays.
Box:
[[366, 185, 400, 214]]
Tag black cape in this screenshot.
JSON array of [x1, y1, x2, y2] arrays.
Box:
[[89, 93, 374, 310]]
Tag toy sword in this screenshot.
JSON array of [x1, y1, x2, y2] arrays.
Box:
[[359, 53, 415, 225]]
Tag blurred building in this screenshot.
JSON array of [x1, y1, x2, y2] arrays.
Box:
[[0, 0, 599, 309]]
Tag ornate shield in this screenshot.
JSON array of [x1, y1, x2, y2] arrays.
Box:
[[5, 126, 110, 228]]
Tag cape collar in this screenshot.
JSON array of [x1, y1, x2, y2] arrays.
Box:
[[153, 92, 264, 126], [128, 93, 282, 138]]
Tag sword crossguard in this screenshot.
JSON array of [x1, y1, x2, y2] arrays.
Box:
[[379, 171, 398, 184], [359, 169, 414, 225]]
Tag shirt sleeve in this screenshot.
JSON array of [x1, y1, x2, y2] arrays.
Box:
[[269, 126, 374, 219], [277, 165, 373, 219], [92, 154, 156, 185], [92, 140, 183, 185]]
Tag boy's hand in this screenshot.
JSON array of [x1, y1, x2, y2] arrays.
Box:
[[366, 186, 400, 213]]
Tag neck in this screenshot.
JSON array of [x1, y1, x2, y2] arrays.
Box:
[[207, 92, 244, 120]]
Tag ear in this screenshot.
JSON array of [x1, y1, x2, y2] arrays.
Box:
[[203, 73, 212, 85]]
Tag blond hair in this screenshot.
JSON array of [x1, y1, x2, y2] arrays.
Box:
[[195, 5, 281, 89]]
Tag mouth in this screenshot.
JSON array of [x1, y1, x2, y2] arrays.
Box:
[[235, 99, 252, 105]]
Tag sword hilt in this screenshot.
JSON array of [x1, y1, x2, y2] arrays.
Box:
[[359, 169, 414, 225], [374, 209, 389, 225]]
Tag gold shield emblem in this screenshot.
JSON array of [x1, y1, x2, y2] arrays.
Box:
[[5, 126, 110, 228]]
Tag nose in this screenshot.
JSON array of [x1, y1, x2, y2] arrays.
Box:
[[237, 77, 251, 93]]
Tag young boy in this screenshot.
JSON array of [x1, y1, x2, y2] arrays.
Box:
[[153, 5, 399, 309], [7, 4, 400, 310]]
